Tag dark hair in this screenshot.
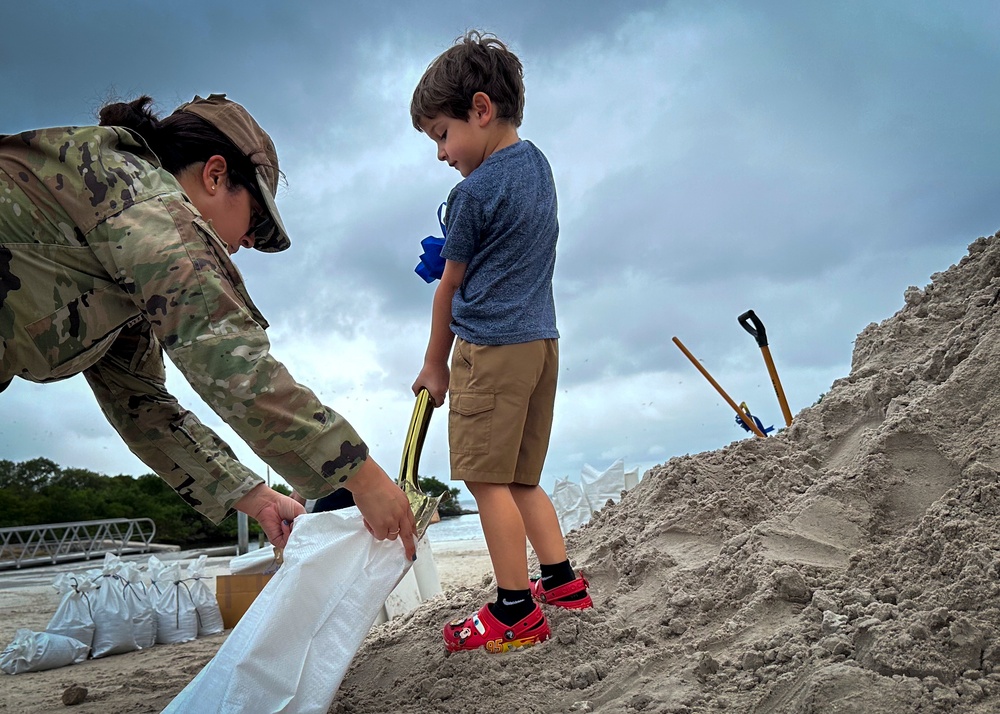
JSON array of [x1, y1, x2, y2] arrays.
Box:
[[98, 96, 262, 199], [411, 30, 524, 130]]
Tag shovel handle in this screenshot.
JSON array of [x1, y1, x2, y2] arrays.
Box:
[[738, 310, 768, 348], [398, 388, 434, 489], [738, 310, 793, 427], [672, 336, 767, 438]]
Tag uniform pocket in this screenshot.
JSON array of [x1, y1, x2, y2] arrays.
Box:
[[449, 390, 495, 455], [24, 281, 135, 379]]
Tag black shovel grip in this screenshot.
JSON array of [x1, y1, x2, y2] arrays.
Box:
[[738, 309, 768, 348]]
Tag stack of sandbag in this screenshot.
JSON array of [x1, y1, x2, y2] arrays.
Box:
[[1, 552, 226, 676], [550, 458, 644, 532], [149, 554, 226, 644]]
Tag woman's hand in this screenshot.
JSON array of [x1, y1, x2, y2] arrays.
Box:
[[234, 483, 307, 549], [344, 457, 418, 561]]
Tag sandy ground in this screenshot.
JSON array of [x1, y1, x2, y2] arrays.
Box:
[[7, 230, 1000, 713], [0, 538, 492, 713]]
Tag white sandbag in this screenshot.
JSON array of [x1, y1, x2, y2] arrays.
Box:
[[90, 554, 138, 658], [120, 562, 157, 649], [164, 510, 412, 714], [0, 629, 89, 674], [580, 458, 627, 509], [382, 566, 423, 621], [46, 574, 96, 651], [153, 563, 199, 645], [228, 545, 282, 575], [624, 466, 640, 491], [147, 554, 168, 595], [551, 476, 593, 533], [375, 536, 441, 626], [411, 535, 441, 601], [187, 555, 224, 636]]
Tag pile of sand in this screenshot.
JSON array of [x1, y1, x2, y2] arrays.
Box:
[[337, 231, 1000, 714]]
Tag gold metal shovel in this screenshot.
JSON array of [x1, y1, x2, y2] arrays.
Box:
[[398, 388, 443, 539]]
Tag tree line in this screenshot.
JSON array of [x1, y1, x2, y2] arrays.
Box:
[[0, 458, 463, 547]]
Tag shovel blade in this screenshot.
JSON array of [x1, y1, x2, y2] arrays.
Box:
[[399, 389, 442, 539]]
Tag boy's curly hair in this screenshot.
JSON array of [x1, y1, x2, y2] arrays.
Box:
[[411, 30, 524, 129]]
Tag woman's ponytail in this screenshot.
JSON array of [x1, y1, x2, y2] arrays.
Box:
[[99, 96, 159, 136], [97, 94, 253, 181]]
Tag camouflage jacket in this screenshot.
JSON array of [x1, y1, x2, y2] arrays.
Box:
[[0, 125, 367, 522]]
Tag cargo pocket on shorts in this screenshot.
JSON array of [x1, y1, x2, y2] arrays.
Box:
[[449, 390, 495, 455]]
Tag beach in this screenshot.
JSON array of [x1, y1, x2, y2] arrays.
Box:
[[6, 232, 1000, 712]]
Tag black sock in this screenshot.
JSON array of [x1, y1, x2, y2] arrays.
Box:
[[489, 587, 534, 626], [539, 560, 586, 601]]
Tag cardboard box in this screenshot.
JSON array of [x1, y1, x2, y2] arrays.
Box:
[[216, 573, 273, 630]]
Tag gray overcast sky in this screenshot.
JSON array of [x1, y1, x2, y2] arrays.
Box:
[[2, 1, 998, 506]]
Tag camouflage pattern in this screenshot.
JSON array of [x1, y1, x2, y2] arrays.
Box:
[[0, 125, 367, 523]]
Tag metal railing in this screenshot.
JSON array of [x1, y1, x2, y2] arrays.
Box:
[[0, 518, 157, 570]]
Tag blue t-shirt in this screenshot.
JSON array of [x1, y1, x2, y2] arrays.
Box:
[[441, 140, 559, 346]]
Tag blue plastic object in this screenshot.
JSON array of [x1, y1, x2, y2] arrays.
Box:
[[735, 403, 774, 436], [415, 203, 447, 283]]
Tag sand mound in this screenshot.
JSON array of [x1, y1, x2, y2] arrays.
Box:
[[337, 231, 1000, 714]]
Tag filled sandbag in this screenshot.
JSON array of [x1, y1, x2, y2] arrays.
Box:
[[121, 562, 157, 649], [0, 629, 89, 674], [46, 573, 96, 651], [187, 555, 224, 636], [153, 562, 198, 645]]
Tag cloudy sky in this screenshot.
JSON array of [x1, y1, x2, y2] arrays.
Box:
[[2, 1, 998, 509]]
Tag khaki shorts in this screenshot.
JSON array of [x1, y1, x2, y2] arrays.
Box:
[[448, 337, 558, 485]]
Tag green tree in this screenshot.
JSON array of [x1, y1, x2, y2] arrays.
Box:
[[0, 458, 258, 546], [418, 476, 463, 517]]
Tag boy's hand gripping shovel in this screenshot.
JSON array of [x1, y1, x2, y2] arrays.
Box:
[[738, 310, 793, 427], [399, 388, 444, 539]]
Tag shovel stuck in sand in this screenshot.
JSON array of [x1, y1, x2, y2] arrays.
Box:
[[737, 310, 793, 428], [672, 335, 768, 438]]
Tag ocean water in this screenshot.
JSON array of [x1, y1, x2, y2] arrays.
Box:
[[426, 512, 484, 542]]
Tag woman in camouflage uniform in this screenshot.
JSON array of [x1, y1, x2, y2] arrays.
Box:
[[0, 94, 416, 556]]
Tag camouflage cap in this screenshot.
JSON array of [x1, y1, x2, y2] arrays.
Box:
[[175, 93, 291, 253]]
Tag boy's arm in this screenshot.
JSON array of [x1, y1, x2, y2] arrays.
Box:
[[413, 259, 466, 407]]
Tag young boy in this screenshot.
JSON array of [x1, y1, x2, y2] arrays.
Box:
[[410, 30, 592, 654]]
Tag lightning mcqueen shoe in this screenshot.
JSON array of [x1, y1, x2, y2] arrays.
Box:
[[530, 575, 593, 610], [443, 603, 550, 653]]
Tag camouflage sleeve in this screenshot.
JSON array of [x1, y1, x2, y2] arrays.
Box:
[[84, 322, 263, 523], [87, 192, 368, 507]]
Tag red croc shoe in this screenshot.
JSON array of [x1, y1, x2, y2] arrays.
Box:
[[443, 603, 550, 653], [530, 575, 593, 610]]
